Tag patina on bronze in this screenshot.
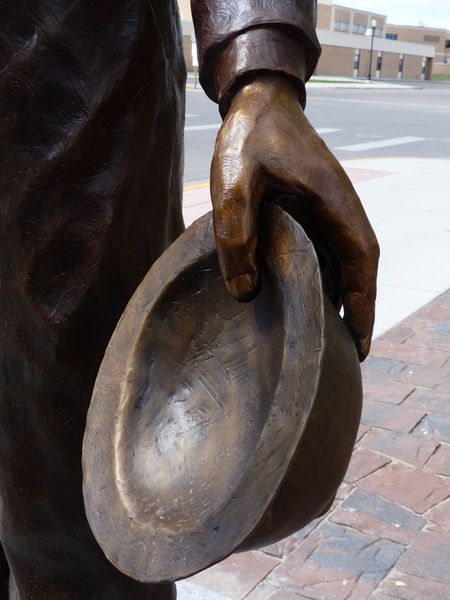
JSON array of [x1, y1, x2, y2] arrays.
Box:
[[83, 205, 362, 582], [0, 1, 378, 597]]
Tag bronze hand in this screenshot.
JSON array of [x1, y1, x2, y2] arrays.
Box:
[[211, 75, 379, 360]]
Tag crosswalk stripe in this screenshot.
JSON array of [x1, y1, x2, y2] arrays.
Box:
[[185, 125, 341, 134], [336, 136, 425, 152], [185, 123, 220, 132], [316, 127, 341, 134]]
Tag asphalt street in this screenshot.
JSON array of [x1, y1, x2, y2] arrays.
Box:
[[179, 80, 450, 600], [183, 81, 450, 185]]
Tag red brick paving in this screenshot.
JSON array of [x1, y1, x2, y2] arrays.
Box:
[[427, 498, 450, 531], [356, 423, 370, 442], [186, 289, 450, 599], [396, 527, 450, 584], [266, 592, 312, 600], [379, 326, 415, 344], [189, 551, 280, 599], [370, 338, 448, 367], [360, 399, 425, 432], [404, 388, 450, 415], [335, 480, 354, 502], [343, 449, 390, 484], [394, 363, 441, 388], [374, 571, 450, 599], [413, 412, 450, 443], [435, 368, 450, 393], [408, 330, 450, 352], [330, 488, 425, 545], [244, 584, 278, 600], [267, 522, 404, 599], [357, 462, 450, 513], [425, 443, 450, 476], [362, 378, 415, 405], [358, 427, 439, 468], [245, 586, 313, 600]]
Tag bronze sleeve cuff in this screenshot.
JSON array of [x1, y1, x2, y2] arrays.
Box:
[[212, 27, 309, 115], [191, 0, 321, 102]]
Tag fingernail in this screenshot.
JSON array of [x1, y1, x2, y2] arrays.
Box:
[[228, 272, 259, 301]]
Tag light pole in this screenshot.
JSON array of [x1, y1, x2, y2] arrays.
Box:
[[367, 18, 377, 80]]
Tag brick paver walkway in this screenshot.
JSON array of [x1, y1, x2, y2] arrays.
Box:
[[184, 289, 450, 599]]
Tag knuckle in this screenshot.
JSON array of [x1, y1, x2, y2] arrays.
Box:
[[215, 226, 255, 257], [367, 235, 380, 262], [213, 206, 233, 240], [356, 232, 380, 268]]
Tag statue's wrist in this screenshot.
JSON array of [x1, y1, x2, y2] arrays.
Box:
[[213, 28, 307, 118], [223, 72, 305, 117]]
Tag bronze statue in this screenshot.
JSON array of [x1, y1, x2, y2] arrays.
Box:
[[0, 1, 379, 598]]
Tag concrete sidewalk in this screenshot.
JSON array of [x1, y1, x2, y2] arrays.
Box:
[[187, 75, 419, 91], [306, 76, 419, 90], [182, 157, 450, 339], [178, 157, 450, 599]]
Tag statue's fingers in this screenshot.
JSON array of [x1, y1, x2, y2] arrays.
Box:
[[341, 256, 378, 361], [210, 155, 263, 302], [271, 141, 379, 361], [309, 170, 379, 361]]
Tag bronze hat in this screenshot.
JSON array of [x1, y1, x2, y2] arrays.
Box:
[[82, 204, 362, 583]]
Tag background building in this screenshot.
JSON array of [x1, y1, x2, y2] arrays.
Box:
[[315, 1, 433, 79], [386, 24, 450, 77], [177, 1, 436, 80], [318, 0, 386, 37], [178, 0, 195, 70]]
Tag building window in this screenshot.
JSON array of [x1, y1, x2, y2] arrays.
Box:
[[353, 23, 367, 34], [424, 34, 440, 42], [376, 27, 383, 37], [446, 39, 450, 48], [386, 33, 398, 40], [377, 53, 383, 73], [334, 20, 349, 32]]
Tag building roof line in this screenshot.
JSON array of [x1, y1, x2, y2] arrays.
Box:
[[332, 4, 387, 19], [386, 23, 450, 34]]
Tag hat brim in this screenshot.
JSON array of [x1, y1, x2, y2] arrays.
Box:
[[82, 204, 360, 582]]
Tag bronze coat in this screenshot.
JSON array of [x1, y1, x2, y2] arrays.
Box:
[[0, 1, 319, 596]]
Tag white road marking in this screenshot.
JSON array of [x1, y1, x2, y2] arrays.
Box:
[[185, 125, 342, 134], [336, 136, 425, 152], [354, 133, 384, 139], [185, 113, 199, 118], [316, 127, 341, 134], [184, 123, 221, 132], [311, 97, 450, 111]]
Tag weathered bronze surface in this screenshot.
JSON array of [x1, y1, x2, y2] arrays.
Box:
[[0, 1, 378, 597], [83, 205, 362, 582]]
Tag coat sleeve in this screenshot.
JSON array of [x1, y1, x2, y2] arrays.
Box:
[[190, 1, 321, 108]]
